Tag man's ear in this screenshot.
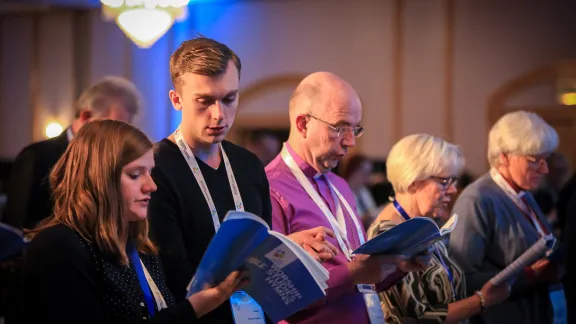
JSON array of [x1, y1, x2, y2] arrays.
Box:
[[78, 109, 92, 123], [169, 90, 183, 111], [499, 153, 510, 166], [295, 114, 309, 138]]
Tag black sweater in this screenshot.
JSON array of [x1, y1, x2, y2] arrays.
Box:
[[22, 224, 197, 323], [148, 139, 272, 323]]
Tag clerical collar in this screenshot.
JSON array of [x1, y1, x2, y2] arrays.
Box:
[[283, 143, 322, 179]]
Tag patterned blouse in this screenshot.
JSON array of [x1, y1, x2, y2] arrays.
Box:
[[367, 220, 467, 324]]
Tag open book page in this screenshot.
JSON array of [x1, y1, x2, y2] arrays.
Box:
[[401, 214, 458, 257], [243, 234, 329, 322], [187, 211, 271, 296], [353, 217, 437, 255], [224, 210, 270, 228], [354, 214, 459, 257], [440, 214, 458, 236], [490, 234, 556, 285]]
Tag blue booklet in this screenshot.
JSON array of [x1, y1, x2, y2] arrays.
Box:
[[353, 214, 458, 257], [186, 210, 329, 323], [0, 222, 28, 262]]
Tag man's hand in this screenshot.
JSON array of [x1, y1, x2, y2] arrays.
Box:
[[288, 226, 339, 262], [396, 247, 434, 273], [531, 258, 565, 284], [348, 254, 400, 284]]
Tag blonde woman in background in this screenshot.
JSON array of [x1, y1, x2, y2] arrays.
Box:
[[367, 134, 510, 324]]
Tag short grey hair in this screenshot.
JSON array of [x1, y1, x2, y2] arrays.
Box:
[[488, 110, 559, 167], [75, 76, 142, 119], [387, 133, 465, 194]]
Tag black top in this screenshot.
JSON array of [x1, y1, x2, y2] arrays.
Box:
[[561, 180, 576, 323], [22, 224, 197, 323], [148, 139, 272, 323], [2, 130, 69, 229]]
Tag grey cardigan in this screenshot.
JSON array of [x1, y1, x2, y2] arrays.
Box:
[[449, 173, 555, 324]]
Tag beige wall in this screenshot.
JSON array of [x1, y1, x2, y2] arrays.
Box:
[[1, 0, 575, 176]]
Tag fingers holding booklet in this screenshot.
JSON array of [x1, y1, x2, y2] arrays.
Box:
[[489, 234, 558, 286], [187, 210, 332, 323], [478, 280, 512, 309], [529, 258, 566, 284], [288, 226, 339, 263]]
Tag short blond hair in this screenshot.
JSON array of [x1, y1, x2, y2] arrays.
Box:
[[387, 134, 465, 194], [488, 110, 559, 167]]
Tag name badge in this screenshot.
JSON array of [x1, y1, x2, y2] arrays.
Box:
[[358, 284, 385, 324], [357, 284, 376, 294], [230, 290, 266, 324]]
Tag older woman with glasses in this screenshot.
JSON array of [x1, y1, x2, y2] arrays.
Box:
[[367, 133, 510, 324], [449, 110, 565, 324]]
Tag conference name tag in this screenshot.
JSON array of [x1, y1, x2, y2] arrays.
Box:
[[230, 290, 265, 324]]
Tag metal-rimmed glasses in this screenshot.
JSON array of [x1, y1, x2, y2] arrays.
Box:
[[307, 114, 364, 138], [430, 176, 459, 190]]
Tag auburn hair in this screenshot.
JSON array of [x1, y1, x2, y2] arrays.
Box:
[[28, 119, 157, 265]]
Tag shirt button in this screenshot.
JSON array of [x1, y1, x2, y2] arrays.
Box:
[[140, 302, 145, 307]]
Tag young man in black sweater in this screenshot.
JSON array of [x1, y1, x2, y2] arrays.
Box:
[[148, 36, 338, 324]]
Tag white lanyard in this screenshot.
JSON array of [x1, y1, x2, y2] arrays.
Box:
[[280, 146, 365, 260], [490, 168, 546, 236], [140, 259, 168, 312], [174, 128, 244, 232], [281, 146, 385, 324], [175, 129, 265, 324], [66, 128, 74, 142]]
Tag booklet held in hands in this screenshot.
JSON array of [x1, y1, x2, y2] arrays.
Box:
[[490, 234, 556, 285], [353, 214, 458, 257], [186, 210, 329, 323]]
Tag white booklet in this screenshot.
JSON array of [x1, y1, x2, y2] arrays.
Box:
[[490, 234, 556, 285]]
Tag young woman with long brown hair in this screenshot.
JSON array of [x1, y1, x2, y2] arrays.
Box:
[[22, 120, 247, 323]]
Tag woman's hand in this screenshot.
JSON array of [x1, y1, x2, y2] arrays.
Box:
[[479, 281, 511, 308], [188, 270, 250, 317]]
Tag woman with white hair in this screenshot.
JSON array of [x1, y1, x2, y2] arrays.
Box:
[[367, 133, 510, 324], [449, 110, 565, 324]]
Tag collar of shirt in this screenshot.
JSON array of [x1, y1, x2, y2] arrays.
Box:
[[284, 142, 323, 179], [490, 167, 525, 196]]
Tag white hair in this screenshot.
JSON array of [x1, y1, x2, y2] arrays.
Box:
[[75, 76, 142, 119], [387, 133, 465, 194], [488, 110, 559, 167]]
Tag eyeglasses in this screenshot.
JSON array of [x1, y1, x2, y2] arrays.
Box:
[[524, 154, 552, 167], [307, 114, 364, 138], [430, 176, 459, 190]]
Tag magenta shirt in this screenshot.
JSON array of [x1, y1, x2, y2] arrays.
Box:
[[266, 144, 404, 324]]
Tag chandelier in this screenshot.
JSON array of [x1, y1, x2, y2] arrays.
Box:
[[100, 0, 190, 48]]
